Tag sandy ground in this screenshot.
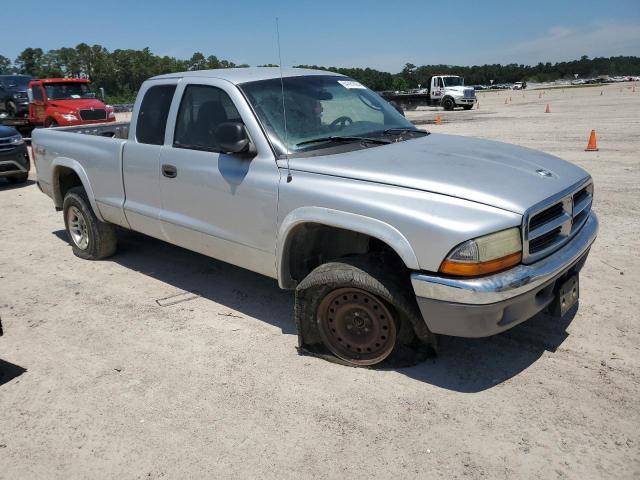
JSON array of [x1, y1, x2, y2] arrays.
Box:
[[1, 83, 639, 479]]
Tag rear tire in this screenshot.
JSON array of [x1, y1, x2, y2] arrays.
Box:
[[62, 186, 117, 260], [295, 255, 435, 367]]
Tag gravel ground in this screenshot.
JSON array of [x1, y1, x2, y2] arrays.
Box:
[[1, 82, 639, 479]]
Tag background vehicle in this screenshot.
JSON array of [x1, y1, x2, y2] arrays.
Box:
[[0, 125, 30, 184], [0, 75, 31, 117], [512, 81, 527, 90], [379, 75, 476, 111], [32, 68, 597, 367], [27, 78, 116, 128]]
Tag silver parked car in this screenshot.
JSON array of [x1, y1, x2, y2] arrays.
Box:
[[32, 68, 597, 366]]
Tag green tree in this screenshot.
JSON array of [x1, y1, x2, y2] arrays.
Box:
[[14, 48, 44, 76], [392, 77, 408, 91], [0, 54, 12, 74]]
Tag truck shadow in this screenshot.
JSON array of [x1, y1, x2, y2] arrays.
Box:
[[0, 178, 35, 190], [53, 229, 296, 335], [52, 229, 576, 392], [0, 359, 27, 387], [398, 308, 577, 392]]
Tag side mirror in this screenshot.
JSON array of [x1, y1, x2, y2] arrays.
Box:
[[215, 122, 253, 155]]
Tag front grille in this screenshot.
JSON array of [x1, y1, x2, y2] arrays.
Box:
[[529, 202, 563, 231], [523, 181, 593, 263], [0, 137, 16, 152], [79, 109, 107, 121], [463, 89, 475, 98]]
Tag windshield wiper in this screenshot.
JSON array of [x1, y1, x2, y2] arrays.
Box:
[[296, 135, 391, 147], [383, 127, 430, 135]]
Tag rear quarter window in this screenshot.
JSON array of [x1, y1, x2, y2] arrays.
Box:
[[136, 84, 177, 145]]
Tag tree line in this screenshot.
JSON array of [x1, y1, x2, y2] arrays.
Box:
[[1, 45, 639, 103]]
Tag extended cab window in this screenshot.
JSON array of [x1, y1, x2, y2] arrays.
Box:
[[136, 84, 176, 145], [173, 85, 242, 152]]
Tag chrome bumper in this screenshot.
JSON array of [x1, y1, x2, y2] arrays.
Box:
[[410, 212, 598, 337], [412, 212, 598, 305]]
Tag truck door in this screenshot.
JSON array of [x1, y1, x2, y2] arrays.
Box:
[[431, 77, 444, 101], [29, 84, 47, 124], [157, 80, 279, 278], [122, 81, 177, 240]]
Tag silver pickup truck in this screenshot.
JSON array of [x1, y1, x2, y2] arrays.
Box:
[[33, 68, 598, 366]]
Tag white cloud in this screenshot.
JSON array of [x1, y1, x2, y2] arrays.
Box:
[[489, 21, 640, 65]]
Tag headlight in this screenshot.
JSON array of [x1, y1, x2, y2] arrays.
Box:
[[440, 228, 522, 276], [56, 112, 78, 121], [9, 134, 24, 146]]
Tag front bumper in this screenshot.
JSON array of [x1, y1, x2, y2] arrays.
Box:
[[456, 97, 476, 105], [0, 143, 30, 177], [411, 211, 598, 337]]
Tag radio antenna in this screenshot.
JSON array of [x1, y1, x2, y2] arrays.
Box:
[[276, 17, 292, 183]]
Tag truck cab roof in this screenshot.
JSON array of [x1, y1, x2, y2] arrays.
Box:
[[150, 67, 344, 85]]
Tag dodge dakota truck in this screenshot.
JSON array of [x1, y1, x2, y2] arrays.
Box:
[[32, 68, 598, 366]]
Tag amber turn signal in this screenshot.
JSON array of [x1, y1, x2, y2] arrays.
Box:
[[440, 251, 522, 277]]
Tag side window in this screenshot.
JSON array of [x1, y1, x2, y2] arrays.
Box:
[[32, 85, 44, 101], [173, 84, 242, 151], [438, 78, 444, 88], [136, 84, 176, 145]]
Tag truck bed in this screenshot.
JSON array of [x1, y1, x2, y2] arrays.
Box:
[[32, 121, 131, 228]]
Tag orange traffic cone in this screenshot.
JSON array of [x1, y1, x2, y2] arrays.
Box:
[[633, 85, 636, 93], [504, 97, 508, 104], [538, 92, 542, 99], [509, 96, 512, 102], [600, 91, 603, 96], [435, 115, 442, 125], [585, 129, 598, 151], [544, 103, 551, 113], [476, 101, 479, 109]]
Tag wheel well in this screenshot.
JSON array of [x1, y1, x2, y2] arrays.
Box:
[[281, 223, 408, 289], [54, 167, 83, 207]]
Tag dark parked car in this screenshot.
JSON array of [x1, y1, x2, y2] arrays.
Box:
[[0, 75, 32, 117], [0, 125, 30, 184]]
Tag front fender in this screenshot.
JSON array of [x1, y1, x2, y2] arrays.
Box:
[[51, 157, 105, 221], [277, 206, 420, 289]]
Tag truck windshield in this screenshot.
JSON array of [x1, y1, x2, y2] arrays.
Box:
[[240, 75, 416, 155], [44, 83, 97, 100], [443, 77, 464, 87]]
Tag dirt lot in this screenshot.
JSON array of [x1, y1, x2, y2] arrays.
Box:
[[1, 83, 639, 479]]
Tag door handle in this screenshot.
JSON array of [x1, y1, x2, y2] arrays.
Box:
[[162, 164, 177, 178]]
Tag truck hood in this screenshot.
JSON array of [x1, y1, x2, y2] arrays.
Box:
[[47, 99, 107, 111], [287, 133, 590, 214], [445, 86, 472, 95]]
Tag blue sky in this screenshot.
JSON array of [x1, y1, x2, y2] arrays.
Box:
[[2, 0, 639, 72]]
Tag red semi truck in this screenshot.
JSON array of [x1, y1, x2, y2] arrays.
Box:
[[27, 78, 116, 128]]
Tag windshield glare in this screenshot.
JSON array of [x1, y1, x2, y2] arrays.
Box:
[[44, 82, 97, 100], [443, 77, 464, 87], [240, 75, 416, 154]]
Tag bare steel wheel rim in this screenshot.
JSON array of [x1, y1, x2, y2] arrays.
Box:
[[67, 206, 89, 250], [317, 287, 397, 366]]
